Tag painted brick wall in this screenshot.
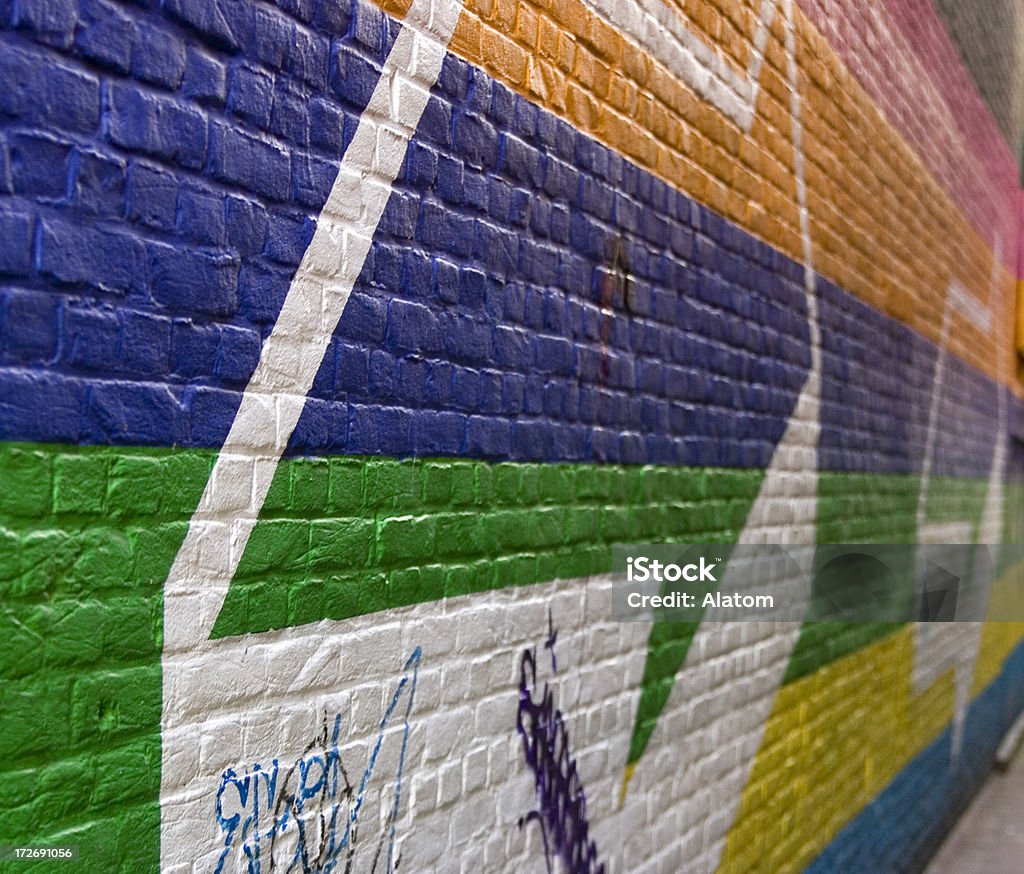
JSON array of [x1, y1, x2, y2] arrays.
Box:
[[0, 0, 1022, 872]]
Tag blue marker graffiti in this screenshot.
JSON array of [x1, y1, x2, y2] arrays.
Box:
[[214, 647, 421, 874], [516, 629, 605, 874]]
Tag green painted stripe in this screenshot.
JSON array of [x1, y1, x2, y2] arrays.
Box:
[[212, 455, 766, 637], [0, 442, 214, 872], [783, 473, 994, 685], [628, 471, 1009, 766], [2, 441, 1018, 857]]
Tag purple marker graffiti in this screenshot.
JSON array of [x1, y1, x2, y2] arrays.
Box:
[[516, 636, 605, 874]]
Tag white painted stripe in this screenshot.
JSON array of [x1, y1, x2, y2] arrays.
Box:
[[912, 239, 1006, 760], [582, 0, 778, 132], [161, 0, 464, 864], [996, 705, 1024, 768], [623, 2, 824, 870], [948, 278, 993, 333], [161, 0, 464, 654]]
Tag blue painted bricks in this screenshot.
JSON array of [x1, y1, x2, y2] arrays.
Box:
[[0, 0, 1004, 477], [805, 640, 1024, 874]]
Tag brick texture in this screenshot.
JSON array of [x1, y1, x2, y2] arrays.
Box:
[[1, 0, 1023, 872]]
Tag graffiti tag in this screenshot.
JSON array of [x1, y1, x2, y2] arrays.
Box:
[[214, 648, 421, 874], [516, 627, 605, 874]]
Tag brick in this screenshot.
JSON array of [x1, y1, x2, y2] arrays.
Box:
[[208, 121, 290, 200], [312, 0, 351, 33], [269, 78, 310, 145], [292, 396, 350, 453], [224, 195, 268, 256], [0, 675, 73, 760], [325, 457, 362, 514], [182, 48, 227, 105], [412, 410, 466, 454], [328, 43, 381, 110], [73, 148, 126, 218], [148, 242, 239, 316], [227, 63, 274, 127], [70, 665, 160, 742], [386, 299, 441, 353], [344, 5, 381, 56], [248, 3, 296, 72], [106, 456, 163, 516], [53, 453, 108, 515], [376, 515, 436, 565], [0, 205, 34, 277], [421, 461, 453, 505], [109, 84, 207, 170], [16, 0, 76, 47], [362, 459, 419, 511], [238, 261, 291, 324], [40, 220, 144, 295], [131, 24, 187, 89], [0, 445, 52, 517], [75, 0, 135, 72], [0, 44, 99, 132], [452, 111, 499, 169], [264, 211, 314, 265], [125, 161, 178, 231], [309, 95, 349, 153], [291, 150, 336, 208], [63, 303, 119, 371], [173, 184, 222, 245], [9, 133, 70, 198], [90, 738, 158, 806], [85, 383, 184, 445], [287, 457, 329, 512], [119, 310, 172, 377], [307, 518, 374, 571], [284, 26, 329, 89], [162, 0, 246, 51], [213, 324, 260, 382], [238, 519, 309, 575]]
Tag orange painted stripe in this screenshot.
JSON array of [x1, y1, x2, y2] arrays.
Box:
[[378, 0, 1019, 394]]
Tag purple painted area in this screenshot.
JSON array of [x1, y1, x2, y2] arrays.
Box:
[[516, 643, 605, 874]]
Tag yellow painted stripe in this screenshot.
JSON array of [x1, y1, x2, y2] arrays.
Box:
[[718, 617, 1024, 872], [375, 0, 1018, 394], [972, 560, 1024, 696], [718, 627, 951, 873]]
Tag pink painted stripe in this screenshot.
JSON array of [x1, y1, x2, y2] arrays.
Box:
[[796, 0, 1019, 270]]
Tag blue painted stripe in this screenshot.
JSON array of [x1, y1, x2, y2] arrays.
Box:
[[818, 275, 1001, 478], [0, 0, 1006, 476], [804, 638, 1024, 873]]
